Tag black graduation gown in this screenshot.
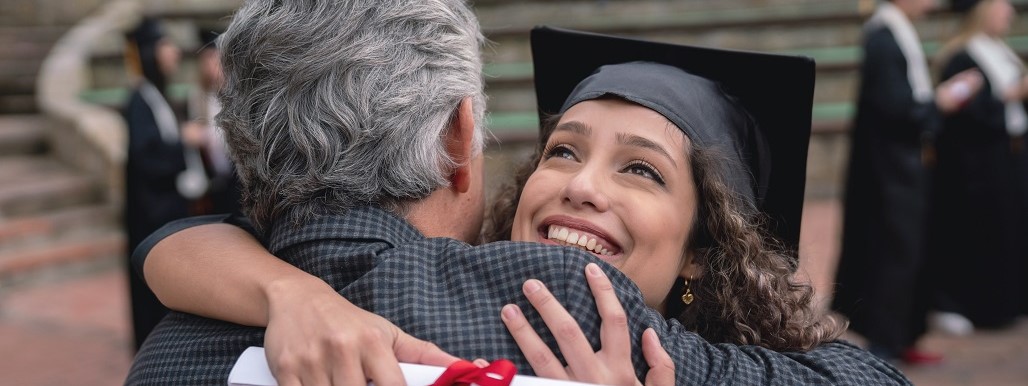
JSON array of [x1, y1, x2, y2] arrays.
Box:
[[928, 50, 1027, 328], [833, 26, 941, 356], [123, 87, 189, 350]]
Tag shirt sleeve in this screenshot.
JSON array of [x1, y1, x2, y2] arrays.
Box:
[[130, 212, 256, 283]]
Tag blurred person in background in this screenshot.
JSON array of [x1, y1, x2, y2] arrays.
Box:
[[833, 0, 983, 365], [184, 27, 241, 215], [122, 17, 207, 350], [928, 0, 1026, 334]]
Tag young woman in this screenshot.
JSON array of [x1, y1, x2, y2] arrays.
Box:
[[132, 27, 908, 385], [929, 0, 1027, 331]]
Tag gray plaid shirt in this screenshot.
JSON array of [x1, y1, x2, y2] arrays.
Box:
[[126, 206, 910, 385]]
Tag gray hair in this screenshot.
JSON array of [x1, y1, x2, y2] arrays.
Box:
[[217, 0, 487, 229]]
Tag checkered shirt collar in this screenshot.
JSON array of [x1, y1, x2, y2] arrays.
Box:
[[266, 206, 426, 254]]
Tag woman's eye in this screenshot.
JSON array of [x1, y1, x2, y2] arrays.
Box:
[[625, 162, 665, 185], [544, 144, 577, 161]]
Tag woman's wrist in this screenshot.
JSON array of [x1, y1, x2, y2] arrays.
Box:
[[262, 271, 341, 324]]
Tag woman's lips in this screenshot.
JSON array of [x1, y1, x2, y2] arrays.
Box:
[[546, 225, 616, 255], [536, 216, 622, 257]]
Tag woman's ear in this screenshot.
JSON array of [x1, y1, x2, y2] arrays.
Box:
[[680, 250, 702, 280], [444, 97, 476, 193]]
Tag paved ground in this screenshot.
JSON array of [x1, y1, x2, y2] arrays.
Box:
[[0, 199, 1026, 385]]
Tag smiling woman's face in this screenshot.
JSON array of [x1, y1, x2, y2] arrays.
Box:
[[511, 98, 699, 310]]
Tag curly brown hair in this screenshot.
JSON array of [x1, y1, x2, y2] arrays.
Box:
[[483, 115, 846, 352]]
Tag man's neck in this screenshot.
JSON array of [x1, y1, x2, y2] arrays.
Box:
[[403, 188, 478, 243]]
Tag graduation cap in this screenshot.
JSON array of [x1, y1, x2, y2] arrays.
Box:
[[951, 0, 981, 13], [531, 26, 814, 255], [126, 17, 164, 48]]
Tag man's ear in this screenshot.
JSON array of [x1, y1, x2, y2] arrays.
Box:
[[444, 96, 476, 193]]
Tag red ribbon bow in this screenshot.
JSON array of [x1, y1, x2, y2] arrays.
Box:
[[430, 359, 517, 386]]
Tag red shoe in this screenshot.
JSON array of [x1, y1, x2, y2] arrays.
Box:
[[901, 348, 944, 365]]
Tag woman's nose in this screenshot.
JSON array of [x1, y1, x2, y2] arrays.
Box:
[[561, 168, 610, 212]]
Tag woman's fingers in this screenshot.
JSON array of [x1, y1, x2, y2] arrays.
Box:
[[641, 328, 676, 386], [585, 263, 631, 358], [393, 332, 460, 368], [360, 339, 407, 386], [501, 304, 569, 379], [265, 342, 332, 386], [330, 351, 367, 386], [521, 279, 598, 378]]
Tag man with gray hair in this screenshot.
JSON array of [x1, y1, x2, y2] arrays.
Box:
[[127, 0, 908, 385]]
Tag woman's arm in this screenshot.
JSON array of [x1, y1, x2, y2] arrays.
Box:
[[137, 218, 458, 385], [142, 221, 309, 325]]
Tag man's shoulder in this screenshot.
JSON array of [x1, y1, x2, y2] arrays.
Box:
[[417, 239, 596, 267], [379, 239, 610, 284]]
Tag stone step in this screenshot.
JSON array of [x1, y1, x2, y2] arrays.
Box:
[[0, 229, 124, 287], [0, 116, 50, 157], [478, 0, 860, 38], [0, 0, 103, 27], [473, 0, 828, 7], [0, 26, 59, 61], [0, 39, 53, 61], [0, 59, 43, 80], [0, 75, 36, 97], [0, 156, 68, 183], [0, 163, 101, 217], [0, 26, 68, 45], [0, 95, 38, 115], [0, 204, 117, 255]]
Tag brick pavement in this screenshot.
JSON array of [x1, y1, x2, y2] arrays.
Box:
[[0, 200, 1026, 385]]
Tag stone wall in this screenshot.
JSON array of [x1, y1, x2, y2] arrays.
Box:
[[0, 0, 108, 26]]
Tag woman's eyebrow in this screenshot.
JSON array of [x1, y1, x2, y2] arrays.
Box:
[[616, 132, 678, 169], [553, 121, 592, 136]]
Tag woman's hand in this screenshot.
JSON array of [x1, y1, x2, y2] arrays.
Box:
[[263, 276, 459, 386], [500, 263, 675, 386]]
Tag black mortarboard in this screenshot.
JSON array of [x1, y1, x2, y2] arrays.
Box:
[[125, 17, 168, 92], [531, 27, 814, 255], [951, 0, 981, 13], [127, 17, 164, 47]]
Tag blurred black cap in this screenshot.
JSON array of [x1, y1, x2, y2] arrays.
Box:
[[530, 26, 814, 255], [952, 0, 981, 13], [127, 17, 163, 47]]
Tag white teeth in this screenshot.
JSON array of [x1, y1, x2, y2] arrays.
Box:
[[547, 225, 615, 256]]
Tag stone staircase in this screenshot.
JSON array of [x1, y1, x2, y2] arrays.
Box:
[[77, 0, 1028, 199], [0, 115, 123, 287], [45, 0, 1028, 204], [0, 2, 124, 288]]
